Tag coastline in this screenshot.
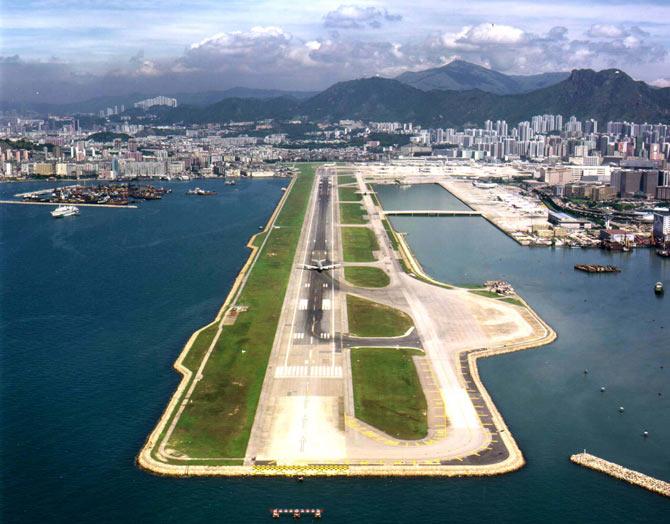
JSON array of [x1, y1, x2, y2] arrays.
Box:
[[138, 168, 558, 478], [381, 215, 557, 476]]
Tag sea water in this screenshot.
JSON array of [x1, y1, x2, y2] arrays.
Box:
[[1, 180, 667, 523]]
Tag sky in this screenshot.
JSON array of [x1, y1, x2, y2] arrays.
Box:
[[1, 0, 670, 103]]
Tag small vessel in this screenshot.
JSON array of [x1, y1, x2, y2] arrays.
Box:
[[657, 249, 670, 258], [574, 264, 620, 273], [224, 179, 237, 186], [655, 282, 664, 294], [51, 205, 80, 218], [186, 187, 217, 196]]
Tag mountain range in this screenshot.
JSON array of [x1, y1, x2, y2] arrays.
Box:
[[0, 87, 316, 114], [395, 59, 570, 94], [3, 61, 669, 127], [159, 68, 670, 127]]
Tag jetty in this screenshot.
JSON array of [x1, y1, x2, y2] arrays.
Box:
[[571, 452, 670, 498], [0, 200, 138, 209], [382, 209, 481, 217]]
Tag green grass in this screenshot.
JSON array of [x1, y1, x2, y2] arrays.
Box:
[[469, 289, 501, 299], [501, 297, 525, 307], [339, 203, 367, 224], [339, 186, 362, 201], [338, 175, 356, 185], [182, 323, 219, 371], [347, 294, 413, 337], [167, 164, 316, 459], [381, 218, 399, 250], [350, 347, 427, 440], [341, 227, 378, 262], [344, 266, 390, 288]]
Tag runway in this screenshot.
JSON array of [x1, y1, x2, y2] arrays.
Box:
[[246, 166, 347, 464]]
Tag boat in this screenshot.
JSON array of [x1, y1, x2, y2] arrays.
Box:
[[655, 282, 664, 294], [574, 264, 620, 273], [50, 205, 80, 218], [657, 249, 670, 258], [224, 180, 236, 186], [186, 187, 217, 196]]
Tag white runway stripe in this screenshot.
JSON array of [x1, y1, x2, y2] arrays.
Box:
[[275, 365, 343, 378], [298, 299, 308, 310]]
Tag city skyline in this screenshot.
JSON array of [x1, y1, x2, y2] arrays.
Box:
[[2, 0, 670, 103]]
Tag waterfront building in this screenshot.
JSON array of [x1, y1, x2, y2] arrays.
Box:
[[653, 212, 670, 242]]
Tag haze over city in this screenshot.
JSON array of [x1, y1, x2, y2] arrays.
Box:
[[2, 0, 670, 102]]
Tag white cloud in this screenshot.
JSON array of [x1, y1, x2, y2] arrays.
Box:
[[323, 5, 402, 29], [181, 26, 296, 71], [651, 78, 670, 88], [587, 24, 626, 38], [458, 23, 526, 45]]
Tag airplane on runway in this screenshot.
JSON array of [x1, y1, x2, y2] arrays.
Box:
[[302, 259, 339, 272]]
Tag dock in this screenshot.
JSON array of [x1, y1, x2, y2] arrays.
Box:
[[571, 452, 670, 497], [382, 209, 481, 217], [0, 200, 138, 209]]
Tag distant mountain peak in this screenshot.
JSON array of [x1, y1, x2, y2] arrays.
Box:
[[396, 60, 569, 95]]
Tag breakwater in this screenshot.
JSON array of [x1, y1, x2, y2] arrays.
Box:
[[571, 452, 670, 497]]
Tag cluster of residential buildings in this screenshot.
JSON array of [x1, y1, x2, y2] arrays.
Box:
[[1, 112, 669, 205]]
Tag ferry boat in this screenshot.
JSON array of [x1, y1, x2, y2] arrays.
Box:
[[186, 187, 217, 196], [655, 282, 664, 294], [50, 205, 80, 218]]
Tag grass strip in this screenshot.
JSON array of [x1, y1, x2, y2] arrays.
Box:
[[469, 289, 501, 299], [339, 203, 367, 224], [167, 164, 316, 459], [501, 297, 525, 307], [339, 186, 362, 201], [344, 266, 390, 288], [341, 227, 378, 262], [338, 175, 356, 185], [381, 218, 399, 250], [347, 294, 413, 337], [351, 347, 427, 440]]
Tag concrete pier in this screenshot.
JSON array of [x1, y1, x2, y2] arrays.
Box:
[[0, 200, 138, 209], [571, 452, 670, 497]]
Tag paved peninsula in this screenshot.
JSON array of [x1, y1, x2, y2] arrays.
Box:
[[138, 163, 556, 476]]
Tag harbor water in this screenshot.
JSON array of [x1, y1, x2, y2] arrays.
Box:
[[1, 179, 668, 523]]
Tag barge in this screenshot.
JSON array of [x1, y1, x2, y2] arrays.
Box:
[[574, 264, 621, 273]]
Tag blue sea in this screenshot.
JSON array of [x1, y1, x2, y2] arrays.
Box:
[[1, 179, 668, 523]]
